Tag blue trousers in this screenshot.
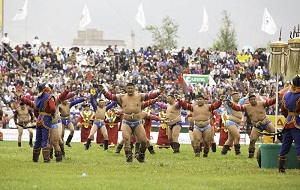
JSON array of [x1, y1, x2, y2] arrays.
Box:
[[279, 128, 300, 156], [33, 115, 52, 149]]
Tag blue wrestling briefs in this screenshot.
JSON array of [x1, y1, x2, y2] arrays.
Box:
[[94, 121, 105, 129], [194, 124, 211, 132], [254, 120, 271, 131], [122, 119, 142, 129], [62, 119, 71, 126], [226, 120, 239, 128], [52, 123, 59, 129], [169, 121, 183, 130]]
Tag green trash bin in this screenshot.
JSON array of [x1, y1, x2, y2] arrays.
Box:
[[260, 144, 298, 169]]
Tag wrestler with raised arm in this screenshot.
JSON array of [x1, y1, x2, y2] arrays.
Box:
[[99, 83, 163, 162]]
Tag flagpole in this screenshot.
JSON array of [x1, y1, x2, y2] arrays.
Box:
[[25, 15, 27, 42], [85, 29, 87, 48], [135, 2, 146, 49], [140, 29, 143, 49], [80, 4, 91, 49], [1, 0, 3, 37]]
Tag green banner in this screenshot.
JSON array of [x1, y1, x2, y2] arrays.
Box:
[[183, 74, 209, 84]]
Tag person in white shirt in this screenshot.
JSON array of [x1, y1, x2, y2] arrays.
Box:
[[254, 66, 263, 78], [1, 33, 10, 53], [0, 57, 7, 73], [57, 52, 65, 62], [221, 66, 230, 79]]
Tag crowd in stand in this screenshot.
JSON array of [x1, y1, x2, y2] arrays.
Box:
[[1, 33, 285, 129]]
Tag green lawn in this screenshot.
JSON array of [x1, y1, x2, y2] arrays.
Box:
[[0, 141, 299, 190]]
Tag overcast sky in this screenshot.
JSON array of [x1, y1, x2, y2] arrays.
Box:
[[3, 0, 300, 50]]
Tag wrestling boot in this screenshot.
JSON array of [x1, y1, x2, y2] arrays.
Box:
[[18, 142, 21, 147], [65, 135, 73, 147], [125, 148, 133, 162], [170, 142, 174, 149], [130, 142, 134, 149], [212, 142, 217, 152], [221, 145, 230, 155], [115, 144, 123, 154], [199, 142, 203, 152], [297, 156, 300, 170], [278, 156, 286, 173], [59, 143, 65, 158], [148, 145, 156, 154], [136, 142, 147, 163], [42, 147, 51, 163], [134, 142, 140, 158], [104, 140, 109, 150], [248, 148, 255, 158], [234, 144, 242, 155], [193, 145, 201, 157], [203, 146, 210, 157], [29, 138, 33, 148], [55, 151, 63, 162], [173, 142, 180, 153], [49, 146, 54, 159], [85, 138, 92, 150], [32, 148, 41, 162]]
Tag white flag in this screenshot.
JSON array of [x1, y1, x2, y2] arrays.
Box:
[[199, 6, 208, 33], [80, 4, 91, 29], [261, 8, 277, 35], [135, 2, 146, 29], [13, 0, 28, 21]]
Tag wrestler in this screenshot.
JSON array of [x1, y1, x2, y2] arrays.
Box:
[[228, 93, 276, 158], [14, 102, 34, 147], [60, 97, 86, 147], [84, 97, 116, 150], [156, 95, 182, 153], [221, 92, 247, 156], [100, 83, 163, 162], [178, 94, 225, 157]]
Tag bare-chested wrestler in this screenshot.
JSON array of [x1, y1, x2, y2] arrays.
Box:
[[100, 83, 163, 162], [50, 84, 74, 161], [114, 99, 157, 154], [84, 97, 116, 150], [178, 94, 225, 157], [221, 92, 247, 156], [14, 102, 34, 147], [156, 94, 183, 153], [60, 97, 86, 147], [227, 93, 276, 158]]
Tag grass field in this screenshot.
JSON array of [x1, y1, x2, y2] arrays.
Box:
[[0, 141, 299, 190]]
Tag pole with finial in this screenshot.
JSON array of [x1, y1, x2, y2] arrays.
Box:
[[269, 26, 288, 142], [279, 27, 282, 41]]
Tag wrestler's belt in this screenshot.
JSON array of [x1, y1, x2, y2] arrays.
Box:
[[252, 117, 267, 128]]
